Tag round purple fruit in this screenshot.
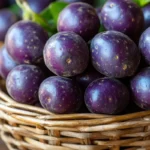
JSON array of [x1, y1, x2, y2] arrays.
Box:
[[0, 9, 18, 41], [5, 20, 49, 64], [76, 64, 103, 89], [101, 0, 144, 42], [57, 2, 100, 41], [27, 0, 55, 13], [6, 64, 45, 104], [39, 76, 83, 114], [142, 4, 150, 30], [91, 31, 141, 78], [85, 78, 130, 114], [0, 46, 18, 79], [139, 27, 150, 65], [59, 0, 93, 5], [131, 67, 150, 110], [44, 31, 89, 77]]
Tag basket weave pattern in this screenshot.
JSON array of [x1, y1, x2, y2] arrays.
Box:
[[1, 79, 150, 150]]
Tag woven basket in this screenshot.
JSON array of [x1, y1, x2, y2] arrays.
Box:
[[1, 79, 150, 150]]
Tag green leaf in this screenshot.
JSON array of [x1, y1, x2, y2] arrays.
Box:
[[40, 4, 53, 21], [49, 1, 68, 24], [94, 0, 107, 7], [9, 4, 21, 15], [99, 24, 106, 32], [132, 0, 150, 7], [16, 0, 56, 36]]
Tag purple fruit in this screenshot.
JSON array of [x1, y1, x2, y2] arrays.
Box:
[[101, 0, 144, 42], [27, 0, 55, 13], [39, 76, 83, 114], [6, 64, 45, 104], [142, 4, 150, 30], [5, 20, 49, 64], [131, 67, 150, 110], [96, 7, 101, 21], [57, 2, 100, 41], [85, 78, 130, 114], [44, 31, 89, 77], [76, 64, 104, 89], [59, 0, 93, 5], [0, 46, 18, 79], [91, 31, 141, 78], [139, 27, 150, 65], [0, 9, 18, 41]]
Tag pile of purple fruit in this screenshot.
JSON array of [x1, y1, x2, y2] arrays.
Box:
[[1, 0, 150, 115]]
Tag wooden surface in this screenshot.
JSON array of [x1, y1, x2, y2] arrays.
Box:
[[0, 140, 8, 150]]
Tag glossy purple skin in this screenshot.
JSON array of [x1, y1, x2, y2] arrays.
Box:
[[44, 31, 89, 77], [96, 7, 101, 21], [57, 2, 100, 41], [0, 47, 18, 79], [76, 65, 103, 89], [85, 78, 130, 114], [131, 67, 150, 110], [91, 31, 141, 78], [39, 76, 83, 114], [59, 0, 93, 5], [142, 4, 150, 30], [6, 65, 45, 104], [5, 20, 49, 64], [0, 9, 18, 41], [101, 0, 144, 42], [139, 27, 150, 65], [27, 0, 55, 13]]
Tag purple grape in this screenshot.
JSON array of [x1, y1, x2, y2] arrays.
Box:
[[27, 0, 55, 13], [91, 31, 141, 78], [44, 31, 89, 77], [76, 64, 104, 89], [39, 76, 83, 114], [6, 64, 45, 104], [139, 27, 150, 65], [85, 78, 130, 114], [5, 20, 49, 64], [59, 0, 93, 5], [0, 46, 18, 79], [131, 67, 150, 110], [101, 0, 144, 42], [142, 3, 150, 30], [0, 9, 18, 41], [57, 2, 100, 41]]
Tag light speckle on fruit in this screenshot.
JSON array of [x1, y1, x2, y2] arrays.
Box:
[[132, 18, 135, 22], [123, 64, 127, 70], [47, 97, 51, 103], [66, 58, 72, 64], [109, 3, 114, 8], [115, 55, 119, 60]]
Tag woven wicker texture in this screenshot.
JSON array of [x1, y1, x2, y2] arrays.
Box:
[[1, 79, 150, 150]]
